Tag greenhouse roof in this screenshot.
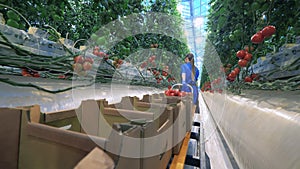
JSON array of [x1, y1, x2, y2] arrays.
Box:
[[177, 0, 210, 77]]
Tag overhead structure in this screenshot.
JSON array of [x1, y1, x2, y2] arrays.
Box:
[[177, 0, 210, 79]]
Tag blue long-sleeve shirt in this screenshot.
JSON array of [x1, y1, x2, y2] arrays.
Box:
[[180, 62, 199, 104]]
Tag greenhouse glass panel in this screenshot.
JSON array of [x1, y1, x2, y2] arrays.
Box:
[[194, 7, 201, 16], [178, 0, 210, 80], [194, 0, 201, 9]]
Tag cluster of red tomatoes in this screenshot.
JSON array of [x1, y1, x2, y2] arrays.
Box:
[[251, 25, 276, 44], [201, 78, 224, 93], [244, 73, 259, 83], [237, 48, 253, 67], [21, 68, 40, 77], [164, 88, 187, 97], [150, 43, 159, 48], [73, 55, 94, 76], [112, 58, 124, 69], [227, 25, 275, 83], [227, 47, 260, 83], [201, 81, 212, 92], [149, 68, 172, 84], [227, 45, 258, 83], [140, 55, 174, 84], [140, 55, 157, 68], [92, 46, 109, 60]]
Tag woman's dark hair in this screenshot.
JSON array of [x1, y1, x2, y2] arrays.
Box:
[[185, 53, 195, 81]]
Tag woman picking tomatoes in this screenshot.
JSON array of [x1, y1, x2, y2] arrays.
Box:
[[181, 53, 200, 113]]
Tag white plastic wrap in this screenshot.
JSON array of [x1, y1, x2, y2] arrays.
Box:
[[202, 90, 300, 169], [0, 75, 162, 113]]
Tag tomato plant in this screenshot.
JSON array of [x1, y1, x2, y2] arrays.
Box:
[[201, 0, 300, 93]]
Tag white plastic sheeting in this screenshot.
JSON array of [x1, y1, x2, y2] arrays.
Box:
[[0, 75, 162, 113], [202, 90, 300, 169], [199, 94, 235, 169]]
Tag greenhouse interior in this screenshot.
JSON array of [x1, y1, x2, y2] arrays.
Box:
[[0, 0, 299, 169]]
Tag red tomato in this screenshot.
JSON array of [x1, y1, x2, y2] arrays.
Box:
[[74, 55, 84, 63], [83, 62, 92, 71], [244, 76, 253, 83], [141, 62, 147, 68], [168, 85, 171, 89], [93, 50, 99, 56], [261, 25, 276, 38], [23, 73, 32, 77], [173, 89, 180, 96], [118, 59, 123, 65], [226, 76, 235, 82], [148, 57, 154, 63], [162, 71, 168, 76], [21, 69, 28, 76], [73, 63, 83, 72], [228, 72, 237, 78], [85, 57, 94, 64], [244, 53, 252, 61], [33, 73, 40, 78], [98, 51, 106, 57], [238, 59, 248, 67], [170, 92, 175, 96], [251, 32, 264, 44], [151, 55, 156, 60], [104, 55, 109, 60], [233, 67, 240, 74], [250, 73, 259, 80], [58, 75, 66, 79], [115, 64, 120, 69], [236, 50, 247, 59], [165, 90, 170, 96]]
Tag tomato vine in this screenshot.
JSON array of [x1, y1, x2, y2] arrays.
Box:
[[201, 0, 300, 93]]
